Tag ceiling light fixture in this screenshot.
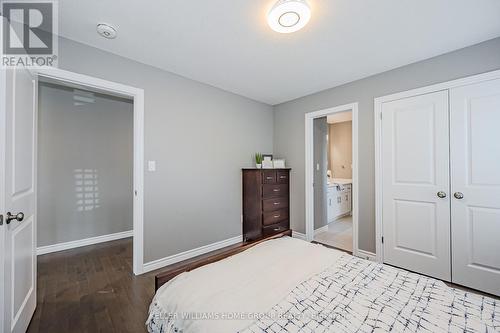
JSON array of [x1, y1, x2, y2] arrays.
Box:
[[268, 0, 311, 34]]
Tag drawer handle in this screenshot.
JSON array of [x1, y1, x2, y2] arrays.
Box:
[[266, 177, 273, 180], [274, 215, 280, 218], [273, 202, 280, 205], [273, 189, 280, 192], [280, 176, 286, 179]]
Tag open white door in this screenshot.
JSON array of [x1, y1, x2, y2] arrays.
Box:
[[381, 91, 451, 281], [1, 67, 37, 333], [450, 78, 500, 296]]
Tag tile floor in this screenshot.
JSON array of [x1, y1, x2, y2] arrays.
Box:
[[314, 215, 353, 252]]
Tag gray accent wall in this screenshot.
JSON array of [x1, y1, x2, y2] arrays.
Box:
[[38, 83, 133, 247], [273, 37, 500, 253], [57, 37, 274, 263]]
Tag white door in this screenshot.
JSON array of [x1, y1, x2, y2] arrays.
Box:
[[381, 91, 451, 281], [450, 79, 500, 296], [1, 67, 37, 333]]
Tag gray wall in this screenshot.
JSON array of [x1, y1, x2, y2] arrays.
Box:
[[38, 83, 133, 246], [273, 37, 500, 253], [57, 37, 274, 262], [329, 121, 352, 179], [313, 117, 328, 230]]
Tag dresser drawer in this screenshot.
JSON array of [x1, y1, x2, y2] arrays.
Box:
[[262, 220, 289, 237], [262, 170, 276, 184], [263, 197, 288, 211], [263, 209, 288, 226], [262, 184, 288, 198], [277, 170, 289, 183]]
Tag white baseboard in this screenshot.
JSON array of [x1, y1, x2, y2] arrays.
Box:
[[142, 235, 243, 273], [314, 225, 329, 235], [37, 230, 133, 255], [292, 231, 307, 241], [354, 249, 377, 262]]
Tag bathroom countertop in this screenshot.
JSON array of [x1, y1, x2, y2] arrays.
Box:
[[328, 178, 352, 186]]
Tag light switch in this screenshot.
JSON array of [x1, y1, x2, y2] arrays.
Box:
[[148, 160, 156, 172], [316, 163, 320, 171]]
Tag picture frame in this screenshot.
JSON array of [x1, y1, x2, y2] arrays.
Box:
[[262, 154, 273, 161], [273, 159, 285, 168], [262, 154, 273, 169]]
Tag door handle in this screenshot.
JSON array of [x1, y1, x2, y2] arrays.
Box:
[[6, 212, 24, 224], [454, 192, 464, 200], [437, 191, 447, 198]]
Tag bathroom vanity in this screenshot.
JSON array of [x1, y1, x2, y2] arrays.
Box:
[[327, 179, 352, 223]]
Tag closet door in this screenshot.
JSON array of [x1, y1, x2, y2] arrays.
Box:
[[382, 91, 451, 281], [450, 79, 500, 296]]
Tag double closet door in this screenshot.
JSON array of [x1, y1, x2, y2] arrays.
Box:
[[381, 78, 500, 296]]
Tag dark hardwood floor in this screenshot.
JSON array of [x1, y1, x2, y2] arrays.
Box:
[[27, 238, 158, 333]]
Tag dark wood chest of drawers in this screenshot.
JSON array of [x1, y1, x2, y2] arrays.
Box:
[[242, 168, 291, 241]]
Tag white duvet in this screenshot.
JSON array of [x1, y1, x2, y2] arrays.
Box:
[[146, 237, 343, 333]]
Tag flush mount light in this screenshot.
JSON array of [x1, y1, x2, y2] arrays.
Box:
[[96, 23, 117, 39], [268, 0, 311, 33]]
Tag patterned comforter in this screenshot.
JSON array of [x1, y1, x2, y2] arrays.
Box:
[[242, 255, 499, 333], [148, 254, 499, 333]]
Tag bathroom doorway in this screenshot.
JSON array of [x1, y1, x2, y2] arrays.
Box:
[[305, 103, 359, 254]]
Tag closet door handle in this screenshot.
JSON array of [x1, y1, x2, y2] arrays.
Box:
[[454, 192, 464, 200], [437, 191, 447, 198]]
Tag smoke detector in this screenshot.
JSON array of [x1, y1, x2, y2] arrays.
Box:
[[96, 23, 117, 39]]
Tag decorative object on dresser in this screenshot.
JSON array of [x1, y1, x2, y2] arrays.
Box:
[[242, 168, 291, 241], [272, 159, 286, 168], [261, 154, 273, 169], [254, 153, 263, 169]]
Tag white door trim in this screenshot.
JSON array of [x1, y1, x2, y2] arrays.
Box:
[[305, 102, 360, 256], [33, 68, 145, 275], [374, 68, 500, 264], [0, 69, 7, 333]]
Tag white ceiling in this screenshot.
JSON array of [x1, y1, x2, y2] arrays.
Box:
[[58, 0, 500, 105], [327, 111, 351, 124]]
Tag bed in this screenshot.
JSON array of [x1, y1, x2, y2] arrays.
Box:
[[147, 235, 499, 333]]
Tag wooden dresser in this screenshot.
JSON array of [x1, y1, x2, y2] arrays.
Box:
[[242, 168, 291, 241]]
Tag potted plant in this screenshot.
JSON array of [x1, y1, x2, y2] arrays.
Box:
[[255, 153, 263, 169]]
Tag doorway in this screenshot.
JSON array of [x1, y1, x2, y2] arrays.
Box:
[[35, 69, 145, 275], [305, 103, 359, 254], [2, 67, 145, 333], [37, 81, 134, 254]]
